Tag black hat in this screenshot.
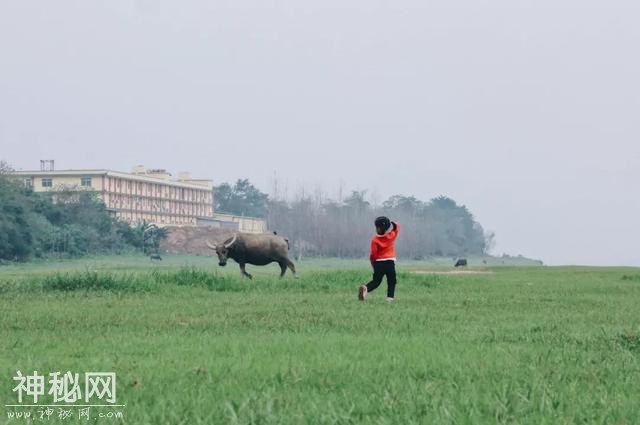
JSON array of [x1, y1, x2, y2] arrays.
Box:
[[374, 216, 391, 232]]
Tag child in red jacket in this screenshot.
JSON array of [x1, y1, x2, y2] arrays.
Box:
[[359, 216, 400, 302]]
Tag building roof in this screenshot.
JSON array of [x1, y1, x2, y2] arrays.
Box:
[[14, 169, 213, 190]]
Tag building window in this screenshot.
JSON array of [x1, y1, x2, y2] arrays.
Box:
[[81, 176, 92, 187], [42, 178, 52, 188], [24, 178, 33, 189]]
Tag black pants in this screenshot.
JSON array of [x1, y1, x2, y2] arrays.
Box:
[[366, 260, 397, 298]]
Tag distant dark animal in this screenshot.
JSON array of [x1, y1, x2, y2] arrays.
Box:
[[454, 258, 467, 267], [149, 253, 162, 261], [206, 233, 295, 279]]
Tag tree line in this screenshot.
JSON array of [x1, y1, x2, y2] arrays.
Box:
[[0, 164, 493, 262], [216, 179, 494, 260]]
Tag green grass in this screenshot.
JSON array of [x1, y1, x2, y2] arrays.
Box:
[[1, 255, 639, 424]]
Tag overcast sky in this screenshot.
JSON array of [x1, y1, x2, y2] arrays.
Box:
[[1, 0, 639, 266]]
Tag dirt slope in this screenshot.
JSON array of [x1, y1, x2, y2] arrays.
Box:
[[160, 226, 235, 255]]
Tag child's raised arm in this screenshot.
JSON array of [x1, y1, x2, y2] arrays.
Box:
[[388, 221, 400, 240]]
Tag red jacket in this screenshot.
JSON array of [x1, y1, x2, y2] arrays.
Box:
[[369, 222, 400, 265]]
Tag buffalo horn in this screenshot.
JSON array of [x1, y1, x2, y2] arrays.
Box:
[[224, 234, 238, 248]]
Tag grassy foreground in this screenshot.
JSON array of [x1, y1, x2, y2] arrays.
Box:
[[0, 255, 639, 424]]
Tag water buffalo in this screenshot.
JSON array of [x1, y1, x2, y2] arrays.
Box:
[[454, 258, 468, 267], [206, 233, 296, 279]]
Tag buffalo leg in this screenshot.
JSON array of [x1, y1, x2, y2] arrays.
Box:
[[239, 263, 253, 279], [279, 262, 287, 278], [286, 259, 297, 277]]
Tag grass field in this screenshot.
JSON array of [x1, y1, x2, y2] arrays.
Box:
[[1, 255, 639, 424]]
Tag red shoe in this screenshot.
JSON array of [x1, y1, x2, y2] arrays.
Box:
[[358, 285, 368, 301]]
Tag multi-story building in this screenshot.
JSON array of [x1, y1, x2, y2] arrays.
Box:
[[15, 166, 214, 226]]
